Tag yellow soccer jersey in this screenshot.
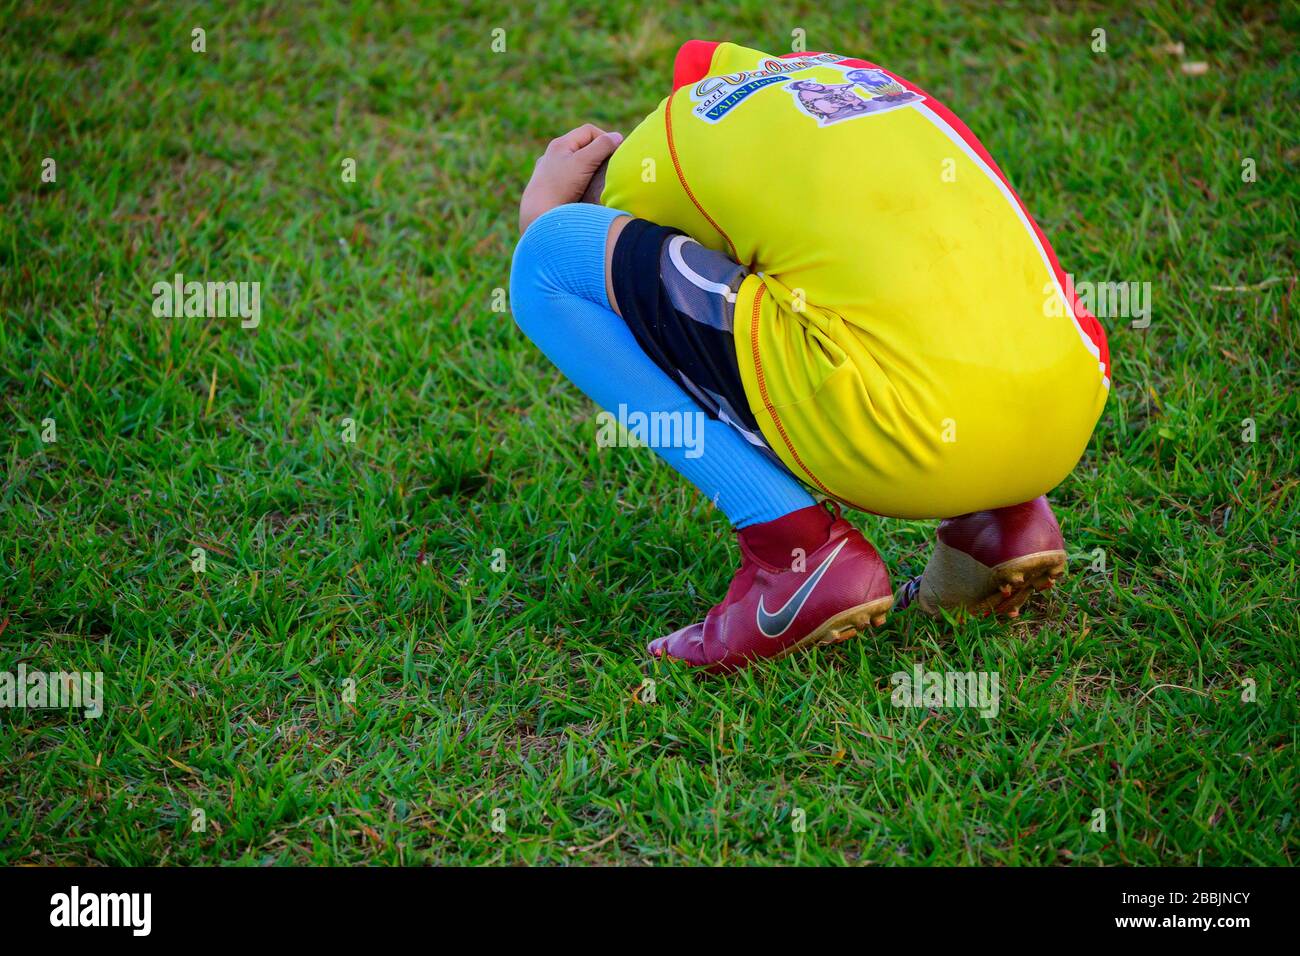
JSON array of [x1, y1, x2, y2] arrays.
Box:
[[603, 40, 1110, 518]]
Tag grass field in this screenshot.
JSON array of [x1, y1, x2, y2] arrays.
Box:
[[1, 0, 1297, 866]]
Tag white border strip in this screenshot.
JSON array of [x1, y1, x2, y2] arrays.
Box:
[[668, 235, 738, 303]]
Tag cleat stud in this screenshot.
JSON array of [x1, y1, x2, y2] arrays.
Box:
[[1007, 608, 1020, 618], [830, 626, 857, 642], [999, 584, 1014, 596], [871, 614, 886, 627]]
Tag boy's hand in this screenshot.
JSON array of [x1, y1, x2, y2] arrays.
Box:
[[519, 124, 623, 233]]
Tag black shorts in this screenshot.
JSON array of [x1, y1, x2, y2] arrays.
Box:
[[611, 218, 787, 467]]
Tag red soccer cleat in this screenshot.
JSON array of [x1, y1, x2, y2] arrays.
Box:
[[648, 503, 892, 674], [894, 496, 1068, 618]]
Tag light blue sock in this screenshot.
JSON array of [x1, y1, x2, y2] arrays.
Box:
[[509, 203, 815, 528]]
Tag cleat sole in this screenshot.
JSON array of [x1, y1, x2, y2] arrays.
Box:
[[909, 543, 1068, 620], [769, 595, 894, 662]]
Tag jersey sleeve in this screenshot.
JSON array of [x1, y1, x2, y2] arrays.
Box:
[[600, 40, 742, 257], [599, 94, 728, 257]]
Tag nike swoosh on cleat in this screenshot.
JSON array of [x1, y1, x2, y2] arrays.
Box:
[[755, 538, 849, 639]]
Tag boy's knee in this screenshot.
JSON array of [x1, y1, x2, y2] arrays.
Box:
[[509, 204, 578, 338], [509, 202, 626, 337]]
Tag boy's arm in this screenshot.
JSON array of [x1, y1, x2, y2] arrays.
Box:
[[516, 123, 630, 314], [517, 124, 622, 233], [580, 156, 610, 205]]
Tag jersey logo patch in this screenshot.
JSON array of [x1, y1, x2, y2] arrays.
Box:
[[689, 53, 843, 123], [787, 68, 924, 126]]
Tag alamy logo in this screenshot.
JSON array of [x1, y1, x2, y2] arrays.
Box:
[[0, 665, 103, 719], [152, 272, 261, 328], [891, 663, 1000, 718], [1046, 273, 1151, 328], [50, 886, 151, 936], [596, 404, 705, 459]]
